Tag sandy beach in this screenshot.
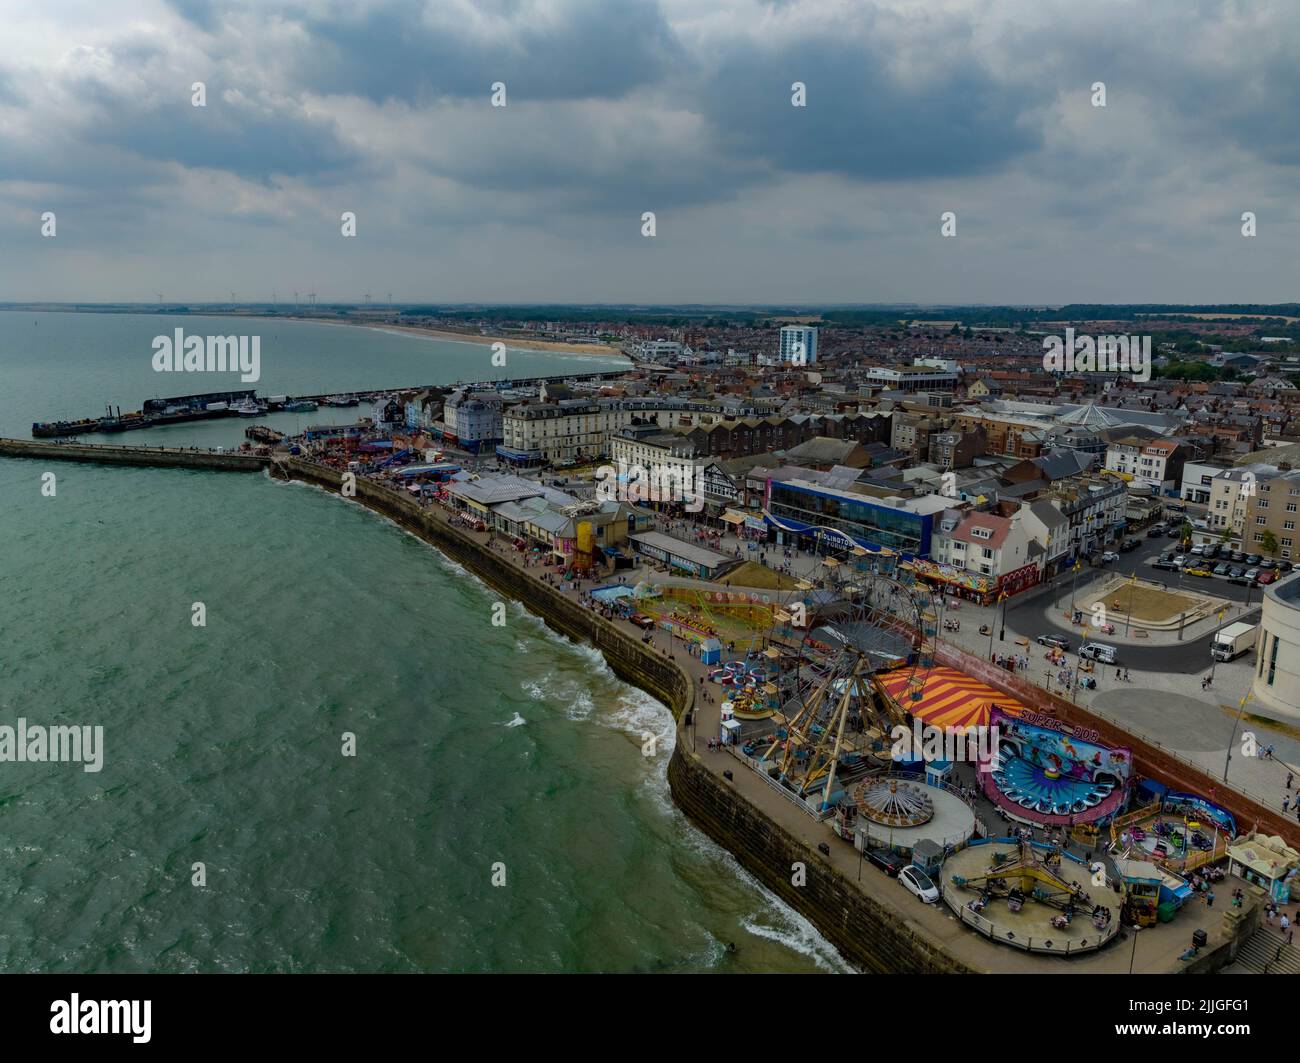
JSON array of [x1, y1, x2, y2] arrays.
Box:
[[369, 321, 624, 357]]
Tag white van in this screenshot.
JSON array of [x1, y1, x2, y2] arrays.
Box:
[[1080, 642, 1118, 665]]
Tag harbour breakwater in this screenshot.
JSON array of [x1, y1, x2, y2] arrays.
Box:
[[0, 437, 269, 472]]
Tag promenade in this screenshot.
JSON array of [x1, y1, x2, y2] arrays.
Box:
[[376, 485, 1263, 973], [1, 438, 1281, 973]]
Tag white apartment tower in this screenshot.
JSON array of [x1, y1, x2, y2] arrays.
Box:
[[779, 325, 818, 365]]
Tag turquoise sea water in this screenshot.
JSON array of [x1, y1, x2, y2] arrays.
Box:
[[0, 311, 850, 972]]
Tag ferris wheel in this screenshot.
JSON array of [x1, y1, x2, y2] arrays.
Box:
[[754, 517, 945, 810]]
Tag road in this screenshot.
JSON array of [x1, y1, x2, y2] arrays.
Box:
[[999, 530, 1267, 671]]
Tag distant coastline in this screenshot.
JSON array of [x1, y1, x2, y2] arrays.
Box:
[[0, 305, 627, 360], [362, 321, 621, 357]]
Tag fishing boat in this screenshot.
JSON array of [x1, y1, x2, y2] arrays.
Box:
[[325, 394, 358, 407], [285, 399, 318, 412], [233, 398, 263, 416]]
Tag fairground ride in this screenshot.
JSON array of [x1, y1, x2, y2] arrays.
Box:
[[755, 518, 946, 810]]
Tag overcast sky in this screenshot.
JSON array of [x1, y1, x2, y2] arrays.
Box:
[[2, 0, 1297, 305]]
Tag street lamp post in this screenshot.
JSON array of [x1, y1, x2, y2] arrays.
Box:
[[1123, 572, 1137, 637], [1127, 924, 1143, 975], [1223, 691, 1253, 784], [1207, 607, 1228, 685]]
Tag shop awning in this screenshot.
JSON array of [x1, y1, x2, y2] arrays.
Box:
[[722, 510, 748, 525]]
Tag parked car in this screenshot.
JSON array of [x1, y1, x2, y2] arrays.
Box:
[[1231, 550, 1246, 563], [1243, 568, 1261, 584], [898, 865, 940, 903], [1036, 634, 1070, 651], [1153, 556, 1179, 571], [1260, 558, 1277, 570], [1246, 553, 1262, 567], [1203, 544, 1221, 560], [1185, 566, 1214, 578], [1257, 569, 1278, 585], [1080, 642, 1119, 664], [629, 613, 657, 629], [1101, 551, 1120, 563], [1172, 555, 1188, 567], [1227, 565, 1245, 580], [866, 848, 908, 877], [1213, 562, 1230, 576], [1190, 544, 1205, 555], [1147, 525, 1165, 538], [1279, 560, 1294, 572]]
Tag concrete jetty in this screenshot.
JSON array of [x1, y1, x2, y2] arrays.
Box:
[[0, 437, 270, 471]]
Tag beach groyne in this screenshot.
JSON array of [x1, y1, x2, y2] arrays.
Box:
[[0, 437, 270, 472]]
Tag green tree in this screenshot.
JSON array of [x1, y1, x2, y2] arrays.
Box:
[[1260, 530, 1279, 556]]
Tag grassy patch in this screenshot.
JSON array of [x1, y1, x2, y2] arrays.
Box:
[[1091, 584, 1199, 622], [715, 561, 801, 591]]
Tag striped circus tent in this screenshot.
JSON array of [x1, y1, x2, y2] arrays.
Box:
[[879, 665, 1027, 730]]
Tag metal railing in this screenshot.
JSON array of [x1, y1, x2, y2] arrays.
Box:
[[942, 882, 1120, 955]]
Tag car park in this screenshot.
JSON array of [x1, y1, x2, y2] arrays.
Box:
[[1036, 634, 1070, 651], [899, 865, 940, 903], [1080, 642, 1118, 664], [866, 848, 908, 876]]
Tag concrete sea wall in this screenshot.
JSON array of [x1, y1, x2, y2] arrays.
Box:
[[281, 460, 972, 972], [1, 440, 1262, 972]]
